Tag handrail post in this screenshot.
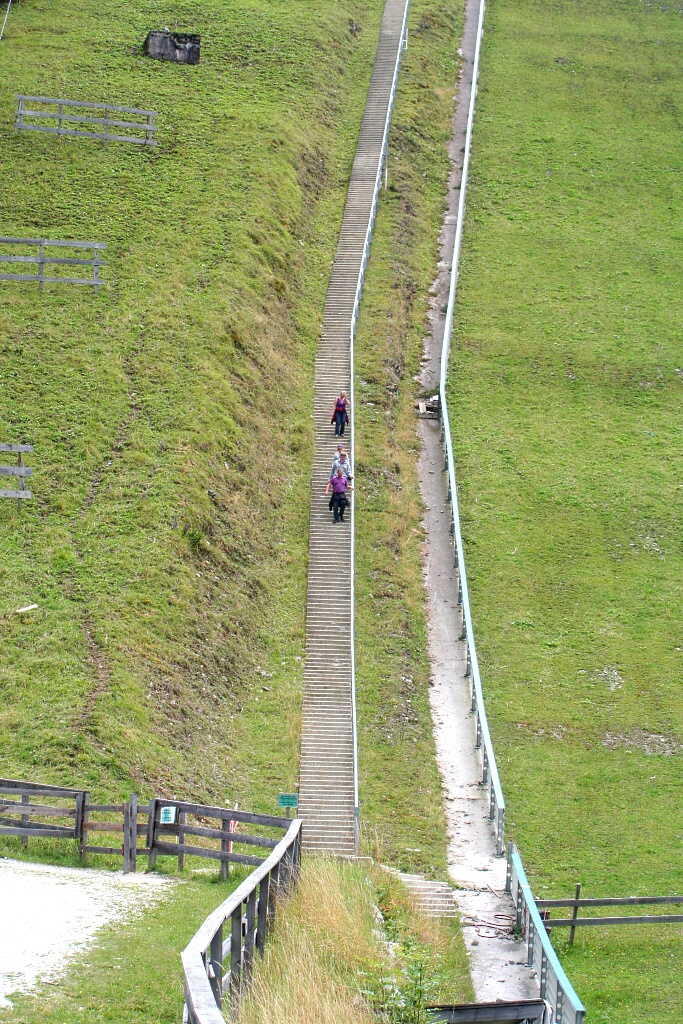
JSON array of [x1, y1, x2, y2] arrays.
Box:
[[209, 923, 223, 1007], [229, 903, 242, 1009], [256, 874, 269, 954]]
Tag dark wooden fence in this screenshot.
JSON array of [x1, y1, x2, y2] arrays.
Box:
[[16, 95, 158, 146], [538, 886, 683, 945], [0, 778, 292, 874], [182, 818, 302, 1024], [0, 238, 106, 291]]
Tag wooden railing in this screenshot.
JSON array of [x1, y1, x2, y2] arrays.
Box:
[[16, 95, 158, 147], [0, 237, 106, 291], [182, 818, 302, 1024], [0, 777, 291, 877]]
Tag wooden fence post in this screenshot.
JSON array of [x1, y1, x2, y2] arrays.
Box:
[[123, 800, 131, 872], [147, 797, 158, 870], [569, 883, 581, 947], [230, 902, 243, 1009], [243, 889, 256, 983], [17, 453, 24, 512], [209, 922, 223, 1008], [220, 817, 230, 881], [79, 791, 90, 861], [38, 243, 44, 291], [256, 874, 269, 955], [178, 809, 186, 871], [21, 792, 28, 847]]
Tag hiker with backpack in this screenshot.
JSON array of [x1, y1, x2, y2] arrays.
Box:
[[325, 467, 353, 523]]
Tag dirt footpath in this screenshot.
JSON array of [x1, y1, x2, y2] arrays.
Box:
[[416, 0, 538, 1002]]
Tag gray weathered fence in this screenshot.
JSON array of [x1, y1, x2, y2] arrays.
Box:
[[16, 95, 157, 146], [0, 237, 106, 290], [0, 443, 32, 507], [539, 890, 683, 938], [182, 817, 302, 1024], [0, 778, 86, 844], [1, 778, 290, 875]]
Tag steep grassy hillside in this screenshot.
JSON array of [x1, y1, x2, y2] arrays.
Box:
[[448, 0, 683, 1019], [0, 0, 387, 809]]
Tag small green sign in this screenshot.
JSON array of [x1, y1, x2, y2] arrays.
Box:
[[278, 793, 298, 809], [160, 805, 177, 825]]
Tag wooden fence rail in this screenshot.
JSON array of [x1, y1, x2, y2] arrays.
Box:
[[16, 95, 158, 146], [0, 778, 291, 874], [0, 237, 106, 291], [537, 885, 683, 944], [182, 818, 302, 1024]]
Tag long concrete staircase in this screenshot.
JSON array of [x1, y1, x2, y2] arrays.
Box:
[[298, 0, 410, 855]]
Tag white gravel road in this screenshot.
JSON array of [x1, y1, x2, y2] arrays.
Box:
[[0, 858, 172, 1006]]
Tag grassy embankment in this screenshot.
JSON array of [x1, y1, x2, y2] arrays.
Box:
[[239, 859, 472, 1024], [449, 0, 683, 1020], [0, 0, 388, 822], [354, 0, 463, 877]]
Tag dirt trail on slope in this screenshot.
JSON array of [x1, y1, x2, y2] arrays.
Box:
[[416, 0, 538, 1002]]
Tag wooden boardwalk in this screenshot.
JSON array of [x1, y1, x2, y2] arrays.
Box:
[[298, 0, 410, 855]]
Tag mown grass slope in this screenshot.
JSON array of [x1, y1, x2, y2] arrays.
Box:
[[448, 0, 683, 1019], [0, 0, 388, 810]]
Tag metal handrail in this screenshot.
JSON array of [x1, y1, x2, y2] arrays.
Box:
[[438, 0, 506, 855], [507, 845, 586, 1023], [349, 0, 411, 856], [182, 817, 302, 1023], [439, 3, 585, 1020]]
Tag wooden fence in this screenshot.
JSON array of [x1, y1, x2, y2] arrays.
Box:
[[0, 443, 32, 507], [182, 818, 302, 1024], [16, 95, 158, 146], [0, 237, 106, 290], [538, 885, 683, 945], [0, 778, 292, 874]]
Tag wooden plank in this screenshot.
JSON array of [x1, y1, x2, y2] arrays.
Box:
[[537, 894, 683, 909], [82, 821, 124, 832], [0, 824, 76, 838], [158, 800, 289, 829], [545, 914, 683, 928], [156, 822, 278, 848], [0, 800, 75, 815], [84, 845, 124, 855], [153, 840, 264, 867], [0, 465, 32, 477], [20, 109, 156, 131], [15, 123, 156, 146], [0, 444, 33, 454], [0, 273, 98, 286], [0, 255, 106, 268], [0, 489, 33, 499], [0, 778, 78, 794], [16, 95, 158, 116]]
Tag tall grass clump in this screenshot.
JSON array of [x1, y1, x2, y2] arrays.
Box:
[[238, 858, 378, 1024], [238, 858, 473, 1024]]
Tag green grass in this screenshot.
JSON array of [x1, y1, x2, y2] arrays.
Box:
[[448, 0, 683, 1018], [2, 868, 245, 1023], [238, 857, 472, 1024], [353, 0, 462, 878], [0, 0, 390, 810]]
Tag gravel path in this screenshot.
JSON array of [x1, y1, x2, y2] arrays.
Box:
[[0, 858, 172, 1006]]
